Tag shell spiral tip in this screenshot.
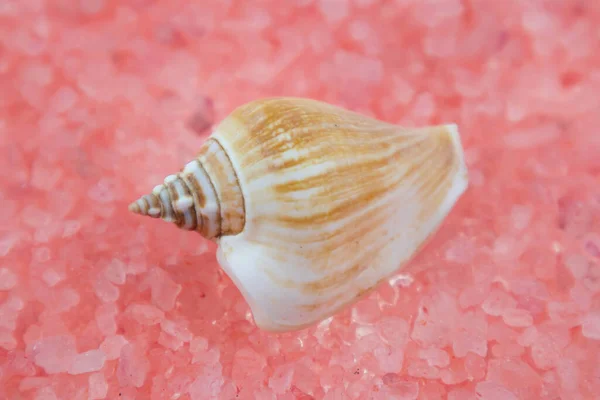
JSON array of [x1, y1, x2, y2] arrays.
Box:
[[128, 193, 163, 219], [128, 202, 141, 214]]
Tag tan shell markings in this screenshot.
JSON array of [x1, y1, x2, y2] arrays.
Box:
[[218, 98, 460, 291]]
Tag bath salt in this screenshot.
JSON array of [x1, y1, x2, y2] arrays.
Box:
[[88, 372, 108, 400], [145, 267, 182, 312], [581, 312, 600, 340], [126, 303, 165, 326], [19, 377, 51, 392], [31, 335, 77, 374], [68, 350, 106, 375], [0, 329, 17, 350], [95, 303, 118, 336], [482, 289, 518, 316], [475, 381, 519, 400], [99, 335, 128, 360], [104, 258, 127, 285], [502, 308, 534, 327], [92, 275, 120, 303], [41, 268, 63, 287], [418, 348, 450, 368], [268, 364, 295, 394], [317, 0, 349, 23], [117, 344, 150, 388], [453, 310, 488, 357], [34, 387, 58, 400]]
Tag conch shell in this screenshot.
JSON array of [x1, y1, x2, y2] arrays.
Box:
[[129, 97, 468, 332]]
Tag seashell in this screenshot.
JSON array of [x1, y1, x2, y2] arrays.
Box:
[[129, 97, 469, 332]]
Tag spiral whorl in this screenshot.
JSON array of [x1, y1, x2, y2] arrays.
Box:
[[129, 138, 246, 240]]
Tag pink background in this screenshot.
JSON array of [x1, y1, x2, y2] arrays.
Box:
[[1, 0, 599, 399]]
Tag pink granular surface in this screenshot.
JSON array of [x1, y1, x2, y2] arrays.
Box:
[[1, 0, 600, 399]]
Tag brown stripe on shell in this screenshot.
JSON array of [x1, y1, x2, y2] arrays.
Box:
[[165, 179, 185, 228], [174, 176, 198, 231], [411, 127, 460, 224], [180, 160, 206, 234], [300, 275, 390, 313], [197, 138, 245, 237]]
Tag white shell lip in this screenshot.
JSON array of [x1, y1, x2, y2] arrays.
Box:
[[436, 123, 469, 221]]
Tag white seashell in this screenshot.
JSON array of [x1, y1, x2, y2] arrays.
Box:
[[129, 97, 469, 332]]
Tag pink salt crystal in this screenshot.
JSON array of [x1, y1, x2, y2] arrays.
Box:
[[19, 376, 51, 392], [411, 292, 459, 348], [0, 232, 20, 257], [0, 295, 24, 330], [99, 335, 128, 360], [503, 124, 560, 149], [189, 336, 208, 353], [491, 342, 525, 358], [517, 326, 538, 347], [459, 285, 489, 309], [373, 344, 404, 373], [418, 348, 450, 368], [188, 368, 224, 399], [88, 372, 108, 400], [232, 347, 268, 382], [160, 319, 192, 342], [440, 359, 469, 385], [482, 288, 517, 316], [0, 328, 17, 350], [411, 0, 463, 27], [464, 352, 487, 381], [502, 308, 534, 327], [158, 331, 183, 350], [407, 359, 440, 379], [268, 364, 295, 394], [104, 258, 127, 285], [448, 388, 476, 400], [381, 374, 419, 399], [487, 358, 541, 400], [62, 220, 81, 237], [531, 326, 571, 370], [556, 358, 580, 395], [41, 268, 63, 287], [146, 267, 182, 311], [31, 335, 77, 374], [453, 310, 488, 358], [584, 233, 600, 258], [475, 381, 518, 400], [68, 349, 106, 375], [34, 387, 58, 400], [95, 303, 118, 336], [117, 343, 150, 388], [127, 303, 165, 325], [50, 86, 78, 113], [564, 253, 589, 279], [80, 0, 105, 15], [510, 204, 533, 230], [377, 316, 409, 347], [317, 0, 348, 23], [52, 287, 81, 313], [0, 267, 17, 290], [92, 275, 120, 302], [32, 246, 51, 263], [323, 388, 349, 400], [581, 312, 600, 340]]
